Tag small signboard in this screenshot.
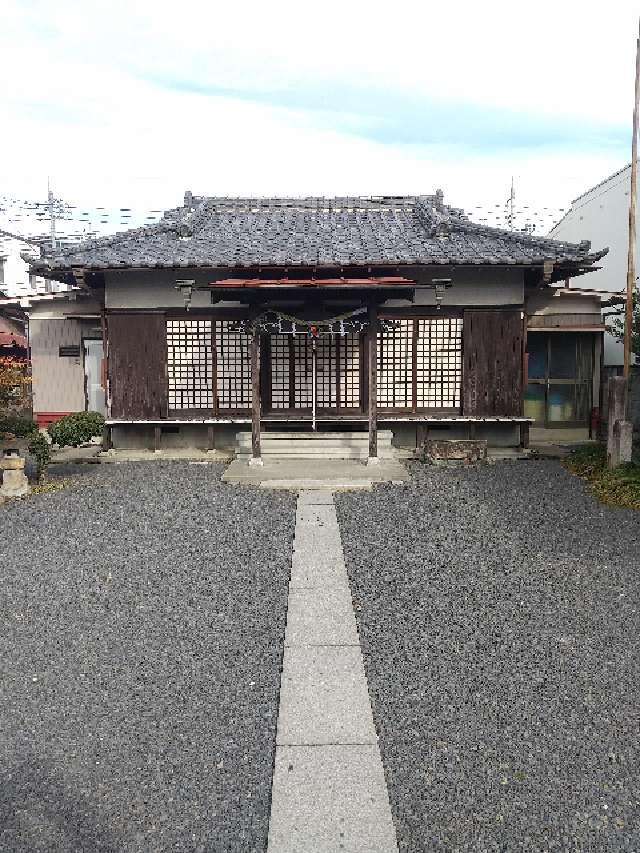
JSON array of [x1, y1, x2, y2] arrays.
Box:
[[59, 345, 81, 358]]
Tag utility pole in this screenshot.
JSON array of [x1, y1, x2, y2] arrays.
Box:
[[624, 18, 640, 382]]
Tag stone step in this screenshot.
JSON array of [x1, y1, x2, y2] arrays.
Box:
[[236, 431, 394, 440], [236, 450, 397, 460], [235, 430, 397, 460], [236, 435, 391, 450], [236, 432, 393, 448]]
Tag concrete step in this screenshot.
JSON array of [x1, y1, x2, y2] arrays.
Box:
[[235, 431, 398, 460], [236, 431, 394, 440], [236, 440, 394, 452], [236, 450, 397, 460], [236, 432, 393, 447]]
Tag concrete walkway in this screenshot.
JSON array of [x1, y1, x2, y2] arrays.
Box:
[[267, 490, 398, 853]]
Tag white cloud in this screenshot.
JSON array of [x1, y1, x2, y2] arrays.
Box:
[[0, 0, 638, 240]]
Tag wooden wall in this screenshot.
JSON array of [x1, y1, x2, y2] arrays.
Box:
[[463, 309, 524, 416], [107, 313, 168, 418]]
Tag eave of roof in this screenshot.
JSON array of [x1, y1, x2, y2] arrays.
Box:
[[30, 193, 608, 279]]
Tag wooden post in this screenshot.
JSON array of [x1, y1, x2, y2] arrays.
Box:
[[519, 422, 530, 450], [624, 18, 640, 384], [367, 304, 378, 464], [250, 330, 263, 466], [207, 425, 215, 452]]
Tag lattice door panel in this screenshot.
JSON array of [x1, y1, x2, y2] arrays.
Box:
[[377, 319, 412, 409], [338, 334, 361, 408], [416, 318, 462, 408], [270, 335, 290, 409], [292, 337, 313, 408], [167, 319, 214, 410], [215, 321, 252, 409], [315, 337, 338, 408], [268, 334, 361, 411]]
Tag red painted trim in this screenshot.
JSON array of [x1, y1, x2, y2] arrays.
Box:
[[34, 412, 73, 428]]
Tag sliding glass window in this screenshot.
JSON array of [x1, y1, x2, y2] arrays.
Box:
[[524, 332, 594, 426]]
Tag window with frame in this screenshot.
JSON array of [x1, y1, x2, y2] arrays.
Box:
[[166, 319, 252, 411], [167, 319, 213, 410], [524, 332, 594, 425], [377, 317, 462, 410]]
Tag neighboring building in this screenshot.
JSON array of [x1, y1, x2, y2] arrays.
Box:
[[0, 292, 106, 427], [28, 193, 607, 451], [0, 230, 68, 299], [549, 164, 637, 367], [0, 305, 28, 355]]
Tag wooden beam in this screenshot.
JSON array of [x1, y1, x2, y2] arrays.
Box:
[[250, 331, 263, 465], [367, 304, 378, 463], [209, 276, 415, 289]]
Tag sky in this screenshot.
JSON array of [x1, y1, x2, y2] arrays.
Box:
[[1, 0, 639, 238]]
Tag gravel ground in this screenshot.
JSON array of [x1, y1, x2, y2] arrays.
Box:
[[1, 462, 295, 852], [336, 460, 640, 852]]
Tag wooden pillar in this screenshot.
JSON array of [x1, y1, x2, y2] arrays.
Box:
[[154, 425, 161, 453], [250, 330, 263, 466], [367, 304, 378, 464], [519, 422, 530, 450]]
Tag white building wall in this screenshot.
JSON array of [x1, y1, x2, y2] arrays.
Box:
[[549, 164, 637, 366], [0, 234, 68, 298]]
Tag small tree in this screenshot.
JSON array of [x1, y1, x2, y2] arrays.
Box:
[[0, 355, 31, 412], [603, 286, 640, 358], [27, 431, 51, 482]]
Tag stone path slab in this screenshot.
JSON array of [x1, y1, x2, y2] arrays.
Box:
[[269, 746, 399, 853], [267, 490, 397, 852], [276, 646, 377, 746], [285, 588, 359, 647]]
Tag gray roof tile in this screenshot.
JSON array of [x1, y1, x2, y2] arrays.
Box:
[[33, 194, 607, 273]]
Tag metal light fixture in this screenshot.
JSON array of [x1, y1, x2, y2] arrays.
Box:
[[431, 277, 452, 310], [175, 279, 195, 311]]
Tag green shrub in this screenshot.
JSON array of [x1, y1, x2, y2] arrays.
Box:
[[591, 464, 640, 509], [0, 414, 37, 438], [48, 411, 105, 447], [563, 442, 640, 509], [27, 430, 51, 482], [563, 443, 606, 479]]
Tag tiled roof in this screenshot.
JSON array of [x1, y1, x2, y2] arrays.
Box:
[[0, 330, 27, 349], [33, 194, 607, 273]]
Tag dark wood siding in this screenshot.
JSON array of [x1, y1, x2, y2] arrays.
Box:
[[107, 313, 168, 418], [463, 309, 523, 416]]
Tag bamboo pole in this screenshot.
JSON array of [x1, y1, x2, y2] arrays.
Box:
[[624, 17, 640, 383]]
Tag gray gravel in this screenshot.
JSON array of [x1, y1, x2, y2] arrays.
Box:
[[1, 462, 295, 852], [336, 461, 640, 852]]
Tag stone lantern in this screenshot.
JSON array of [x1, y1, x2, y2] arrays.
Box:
[[0, 448, 30, 498]]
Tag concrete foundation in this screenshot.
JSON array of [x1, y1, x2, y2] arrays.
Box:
[[107, 421, 523, 452]]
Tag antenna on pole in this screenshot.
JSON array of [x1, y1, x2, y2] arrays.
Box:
[[47, 177, 57, 251], [506, 177, 515, 230]]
